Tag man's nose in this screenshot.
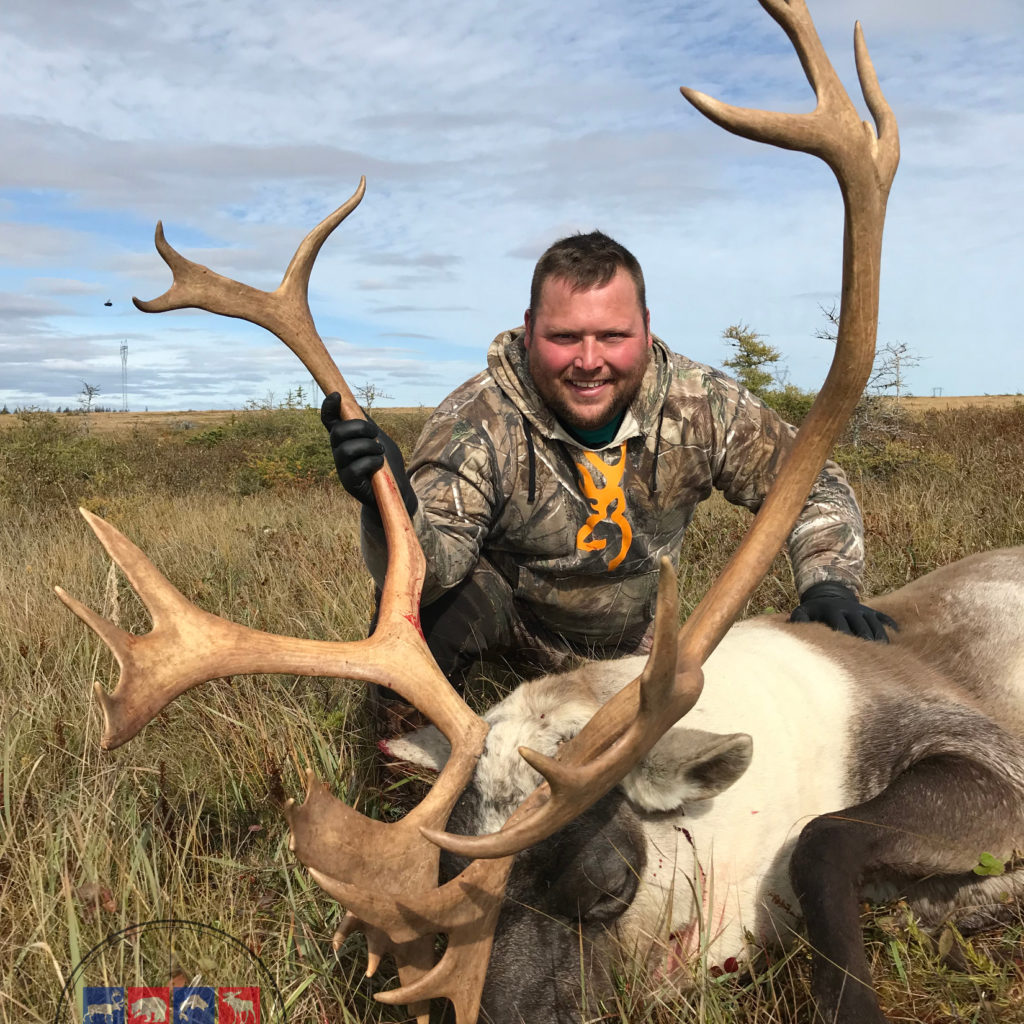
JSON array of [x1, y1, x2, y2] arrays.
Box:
[[574, 337, 602, 372]]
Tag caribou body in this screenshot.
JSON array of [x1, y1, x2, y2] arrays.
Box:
[[388, 547, 1024, 1022]]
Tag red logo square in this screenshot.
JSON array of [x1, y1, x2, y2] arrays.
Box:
[[125, 987, 170, 1024], [218, 987, 259, 1023]]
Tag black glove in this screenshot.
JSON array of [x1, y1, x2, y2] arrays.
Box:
[[320, 392, 417, 521], [789, 581, 898, 643]]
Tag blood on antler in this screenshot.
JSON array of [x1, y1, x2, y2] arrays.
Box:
[[59, 2, 897, 1021]]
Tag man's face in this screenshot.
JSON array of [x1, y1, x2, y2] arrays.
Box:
[[524, 268, 651, 432]]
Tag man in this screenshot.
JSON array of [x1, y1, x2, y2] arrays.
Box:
[[322, 231, 895, 686]]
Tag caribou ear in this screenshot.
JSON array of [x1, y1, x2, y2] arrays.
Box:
[[380, 725, 451, 771], [622, 729, 752, 811]]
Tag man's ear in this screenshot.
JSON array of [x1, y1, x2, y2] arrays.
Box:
[[622, 728, 752, 812], [645, 308, 651, 344], [523, 308, 532, 347]]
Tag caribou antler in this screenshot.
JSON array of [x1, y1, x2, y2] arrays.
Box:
[[426, 0, 899, 862], [56, 182, 512, 1023]]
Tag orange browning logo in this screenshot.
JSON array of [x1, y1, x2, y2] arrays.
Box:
[[574, 442, 632, 570]]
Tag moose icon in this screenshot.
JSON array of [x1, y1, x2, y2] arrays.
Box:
[[219, 988, 257, 1023]]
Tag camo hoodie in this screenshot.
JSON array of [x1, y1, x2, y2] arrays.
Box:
[[361, 328, 864, 641]]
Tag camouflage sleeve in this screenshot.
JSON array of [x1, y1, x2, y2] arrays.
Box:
[[360, 410, 504, 605], [701, 368, 865, 598]]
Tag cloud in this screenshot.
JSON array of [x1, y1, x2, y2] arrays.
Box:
[[25, 276, 106, 296], [0, 0, 1021, 408], [363, 251, 462, 269], [371, 305, 473, 315]]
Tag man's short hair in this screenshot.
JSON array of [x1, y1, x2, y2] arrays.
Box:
[[529, 230, 647, 319]]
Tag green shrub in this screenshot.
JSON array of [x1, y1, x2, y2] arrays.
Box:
[[834, 439, 957, 481], [761, 385, 816, 425]]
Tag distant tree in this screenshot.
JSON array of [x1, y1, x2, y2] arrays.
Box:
[[816, 303, 922, 441], [244, 392, 275, 411], [78, 381, 101, 429], [0, 405, 9, 415], [355, 381, 394, 414], [722, 323, 781, 398]]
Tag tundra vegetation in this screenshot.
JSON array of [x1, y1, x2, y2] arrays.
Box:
[[1, 399, 1023, 1022]]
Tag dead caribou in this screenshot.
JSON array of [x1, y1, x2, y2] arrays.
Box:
[[56, 1, 1023, 1022], [387, 546, 1024, 1022]]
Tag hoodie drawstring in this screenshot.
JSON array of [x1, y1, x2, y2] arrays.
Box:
[[651, 404, 665, 492], [522, 414, 537, 504]]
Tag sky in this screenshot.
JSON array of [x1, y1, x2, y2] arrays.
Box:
[[1, 0, 1021, 412]]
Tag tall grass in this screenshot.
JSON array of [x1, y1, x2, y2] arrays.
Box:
[[1, 404, 1023, 1022]]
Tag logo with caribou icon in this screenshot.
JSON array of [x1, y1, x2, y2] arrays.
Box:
[[56, 921, 282, 1024], [82, 986, 257, 1023]]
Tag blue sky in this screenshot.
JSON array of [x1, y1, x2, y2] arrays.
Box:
[[1, 0, 1021, 411]]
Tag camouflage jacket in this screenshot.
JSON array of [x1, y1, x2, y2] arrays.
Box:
[[362, 329, 864, 640]]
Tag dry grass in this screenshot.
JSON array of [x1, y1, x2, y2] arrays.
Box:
[[2, 404, 1023, 1022], [0, 489, 391, 1023], [0, 407, 433, 435], [0, 392, 1014, 436], [900, 395, 1024, 413]]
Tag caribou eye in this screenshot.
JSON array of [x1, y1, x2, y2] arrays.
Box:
[[566, 853, 641, 923]]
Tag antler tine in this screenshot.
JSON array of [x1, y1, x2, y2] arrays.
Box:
[[132, 180, 431, 652], [854, 22, 899, 174], [309, 856, 510, 1023], [286, 769, 515, 1024], [423, 560, 703, 858], [56, 507, 475, 749], [680, 1, 899, 187], [134, 178, 366, 413], [425, 0, 898, 863]]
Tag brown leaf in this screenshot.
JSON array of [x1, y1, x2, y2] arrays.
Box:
[[255, 891, 277, 911], [75, 881, 117, 914]]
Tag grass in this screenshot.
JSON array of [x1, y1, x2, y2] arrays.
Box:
[[1, 403, 1023, 1022]]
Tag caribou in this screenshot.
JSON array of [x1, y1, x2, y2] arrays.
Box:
[[385, 547, 1024, 1021], [56, 1, 1024, 1022]]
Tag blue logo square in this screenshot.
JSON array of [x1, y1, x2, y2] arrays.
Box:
[[173, 987, 216, 1024], [83, 987, 125, 1023]]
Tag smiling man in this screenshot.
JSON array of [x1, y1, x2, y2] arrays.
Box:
[[322, 231, 894, 695]]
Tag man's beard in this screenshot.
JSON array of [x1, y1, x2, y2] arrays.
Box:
[[529, 356, 648, 432]]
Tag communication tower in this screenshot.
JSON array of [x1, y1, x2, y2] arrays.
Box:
[[121, 341, 129, 411]]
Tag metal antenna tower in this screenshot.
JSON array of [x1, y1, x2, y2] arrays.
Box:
[[120, 340, 129, 411]]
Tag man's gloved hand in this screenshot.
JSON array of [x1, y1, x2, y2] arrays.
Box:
[[320, 392, 417, 520], [789, 581, 897, 643]]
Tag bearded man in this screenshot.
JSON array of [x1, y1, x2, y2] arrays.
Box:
[[321, 231, 895, 689]]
